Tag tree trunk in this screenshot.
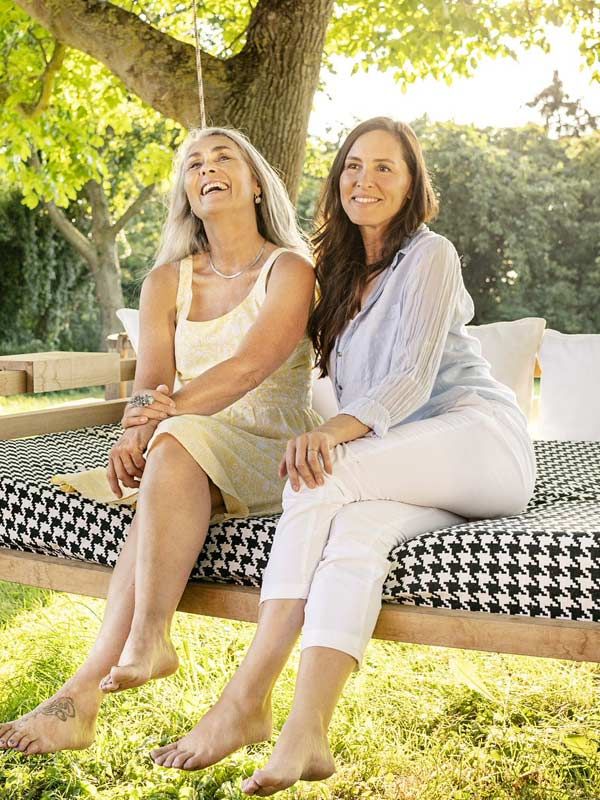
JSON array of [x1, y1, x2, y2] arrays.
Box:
[[14, 0, 335, 200], [85, 180, 124, 350], [93, 241, 125, 350]]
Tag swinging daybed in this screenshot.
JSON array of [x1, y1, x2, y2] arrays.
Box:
[[1, 3, 598, 662], [0, 346, 598, 663]]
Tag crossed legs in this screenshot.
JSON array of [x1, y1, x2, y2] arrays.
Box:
[[0, 433, 223, 755]]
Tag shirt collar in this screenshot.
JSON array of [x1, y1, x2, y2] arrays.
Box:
[[394, 223, 428, 265]]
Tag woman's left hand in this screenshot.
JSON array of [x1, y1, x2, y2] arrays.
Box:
[[121, 384, 177, 429], [279, 429, 336, 491]]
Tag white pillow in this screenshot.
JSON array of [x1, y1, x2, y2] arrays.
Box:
[[537, 329, 600, 441], [466, 317, 546, 421], [116, 308, 140, 353], [311, 368, 339, 421], [117, 307, 339, 417]]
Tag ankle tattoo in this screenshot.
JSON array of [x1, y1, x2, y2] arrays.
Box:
[[34, 697, 76, 722]]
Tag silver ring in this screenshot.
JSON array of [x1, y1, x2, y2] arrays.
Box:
[[130, 393, 154, 408]]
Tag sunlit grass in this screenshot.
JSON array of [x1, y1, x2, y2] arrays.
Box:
[[0, 583, 598, 799], [0, 388, 105, 415]]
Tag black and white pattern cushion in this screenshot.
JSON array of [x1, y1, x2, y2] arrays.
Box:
[[528, 440, 600, 508], [0, 424, 598, 622]]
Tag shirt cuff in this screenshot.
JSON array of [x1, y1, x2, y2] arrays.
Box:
[[339, 397, 391, 438]]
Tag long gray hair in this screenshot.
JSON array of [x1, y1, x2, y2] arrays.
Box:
[[153, 127, 309, 268]]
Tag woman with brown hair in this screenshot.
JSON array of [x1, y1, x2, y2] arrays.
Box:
[[151, 117, 536, 796]]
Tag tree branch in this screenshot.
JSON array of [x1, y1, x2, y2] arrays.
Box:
[[13, 0, 227, 127], [46, 201, 96, 265], [28, 150, 96, 264], [112, 183, 155, 235], [21, 40, 66, 118]]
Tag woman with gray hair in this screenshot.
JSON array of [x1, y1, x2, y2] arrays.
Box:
[[0, 127, 321, 756]]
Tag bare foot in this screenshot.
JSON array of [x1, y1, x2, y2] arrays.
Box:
[[241, 714, 335, 796], [99, 627, 179, 693], [0, 680, 101, 756], [150, 691, 272, 771]]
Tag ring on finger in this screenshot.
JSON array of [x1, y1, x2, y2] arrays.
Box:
[[129, 393, 154, 408]]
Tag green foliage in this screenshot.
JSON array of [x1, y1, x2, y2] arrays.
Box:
[[414, 120, 600, 331], [298, 121, 600, 333], [0, 0, 183, 214], [326, 1, 600, 86], [0, 191, 100, 353], [0, 582, 598, 799]]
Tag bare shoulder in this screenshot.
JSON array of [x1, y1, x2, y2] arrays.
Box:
[[140, 260, 180, 305], [269, 249, 315, 283]]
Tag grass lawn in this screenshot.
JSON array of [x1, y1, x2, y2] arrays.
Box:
[[0, 581, 598, 800], [1, 382, 598, 798]]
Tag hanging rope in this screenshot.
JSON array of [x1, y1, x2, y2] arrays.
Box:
[[192, 0, 207, 128]]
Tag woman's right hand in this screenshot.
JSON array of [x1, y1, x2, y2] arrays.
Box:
[[107, 424, 155, 498]]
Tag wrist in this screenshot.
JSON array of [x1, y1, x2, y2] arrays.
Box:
[[315, 425, 341, 448]]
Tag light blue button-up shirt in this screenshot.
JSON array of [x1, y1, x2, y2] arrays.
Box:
[[330, 224, 526, 437]]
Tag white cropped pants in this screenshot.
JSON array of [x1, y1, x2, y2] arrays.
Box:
[[259, 393, 536, 669]]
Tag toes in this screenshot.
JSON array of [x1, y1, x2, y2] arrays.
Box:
[[7, 730, 26, 750], [15, 735, 32, 752], [150, 742, 178, 759], [99, 673, 115, 692], [100, 667, 125, 693], [161, 749, 183, 769], [242, 774, 262, 795], [0, 724, 16, 747], [182, 753, 206, 771], [171, 751, 194, 770], [23, 741, 40, 756]]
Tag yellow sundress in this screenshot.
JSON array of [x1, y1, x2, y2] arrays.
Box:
[[52, 248, 323, 521]]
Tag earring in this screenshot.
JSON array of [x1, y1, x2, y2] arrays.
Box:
[[254, 193, 262, 205]]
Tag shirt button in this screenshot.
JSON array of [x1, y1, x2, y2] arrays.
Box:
[[336, 350, 342, 357]]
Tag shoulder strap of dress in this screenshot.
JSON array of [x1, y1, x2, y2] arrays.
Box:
[[254, 247, 293, 299], [175, 256, 194, 323]]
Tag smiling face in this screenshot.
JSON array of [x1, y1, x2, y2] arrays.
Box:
[[183, 133, 260, 220], [339, 129, 413, 233]]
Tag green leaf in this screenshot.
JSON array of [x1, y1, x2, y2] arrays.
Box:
[[449, 656, 497, 703], [562, 735, 599, 759]]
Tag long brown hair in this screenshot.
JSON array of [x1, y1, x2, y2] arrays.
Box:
[[308, 117, 439, 376]]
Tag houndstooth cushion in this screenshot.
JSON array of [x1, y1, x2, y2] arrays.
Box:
[[0, 424, 598, 622]]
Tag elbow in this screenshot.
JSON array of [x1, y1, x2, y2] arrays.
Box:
[[230, 356, 268, 394]]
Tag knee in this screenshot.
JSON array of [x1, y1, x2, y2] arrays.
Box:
[[143, 432, 207, 483], [321, 505, 390, 569], [281, 461, 358, 509], [146, 431, 188, 461], [281, 474, 344, 508]]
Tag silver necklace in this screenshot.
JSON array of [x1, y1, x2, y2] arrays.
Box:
[[208, 239, 266, 280]]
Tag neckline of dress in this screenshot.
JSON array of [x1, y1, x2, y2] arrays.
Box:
[[182, 246, 287, 325]]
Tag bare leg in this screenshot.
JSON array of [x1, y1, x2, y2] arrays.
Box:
[[100, 433, 223, 693], [242, 646, 355, 796], [151, 598, 305, 770], [0, 513, 141, 755], [0, 433, 224, 753]]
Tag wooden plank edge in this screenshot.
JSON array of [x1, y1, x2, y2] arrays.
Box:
[[0, 549, 597, 663], [0, 399, 127, 440], [1, 359, 136, 397]]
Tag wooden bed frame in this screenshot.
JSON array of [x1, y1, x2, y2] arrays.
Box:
[[1, 346, 599, 664]]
